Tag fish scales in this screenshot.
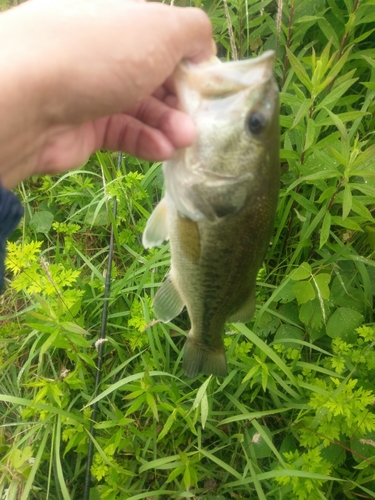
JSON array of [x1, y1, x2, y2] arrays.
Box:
[[143, 51, 279, 377]]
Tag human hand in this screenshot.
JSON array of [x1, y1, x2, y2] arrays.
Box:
[[0, 0, 214, 188]]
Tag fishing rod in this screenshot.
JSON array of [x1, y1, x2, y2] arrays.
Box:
[[83, 152, 120, 500]]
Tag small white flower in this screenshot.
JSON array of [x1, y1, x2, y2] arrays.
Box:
[[251, 432, 261, 444]]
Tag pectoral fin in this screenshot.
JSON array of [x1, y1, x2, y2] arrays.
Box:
[[228, 289, 256, 323], [154, 274, 185, 322], [142, 198, 169, 248]]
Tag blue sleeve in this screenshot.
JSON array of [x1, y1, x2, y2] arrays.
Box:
[[0, 185, 24, 293]]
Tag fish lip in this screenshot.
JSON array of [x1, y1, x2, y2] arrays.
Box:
[[184, 50, 275, 71], [176, 51, 276, 102]]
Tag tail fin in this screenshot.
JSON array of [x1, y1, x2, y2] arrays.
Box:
[[182, 335, 227, 378]]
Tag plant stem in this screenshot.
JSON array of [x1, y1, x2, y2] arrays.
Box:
[[281, 1, 295, 87], [223, 0, 238, 61]]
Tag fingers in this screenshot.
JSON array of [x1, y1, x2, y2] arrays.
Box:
[[171, 6, 215, 64], [96, 115, 177, 162], [94, 104, 196, 161], [37, 114, 179, 175], [19, 0, 214, 123], [36, 99, 196, 176], [126, 97, 196, 149]]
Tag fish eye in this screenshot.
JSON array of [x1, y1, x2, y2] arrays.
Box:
[[246, 110, 267, 135]]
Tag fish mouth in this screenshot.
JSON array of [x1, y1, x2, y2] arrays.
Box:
[[176, 51, 276, 101]]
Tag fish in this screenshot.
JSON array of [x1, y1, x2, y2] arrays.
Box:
[[143, 51, 279, 378]]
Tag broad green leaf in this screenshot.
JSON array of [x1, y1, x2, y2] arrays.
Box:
[[280, 92, 302, 107], [349, 183, 375, 197], [320, 212, 331, 248], [361, 82, 375, 90], [280, 148, 300, 160], [20, 432, 49, 500], [40, 329, 59, 357], [316, 79, 357, 111], [361, 54, 375, 68], [290, 262, 312, 281], [293, 208, 306, 222], [313, 273, 331, 301], [286, 171, 341, 194], [286, 48, 312, 92], [60, 321, 89, 335], [324, 108, 349, 145], [158, 410, 177, 442], [365, 226, 375, 250], [193, 376, 211, 409], [77, 351, 97, 368], [313, 41, 333, 88], [327, 146, 347, 168], [291, 99, 313, 129], [315, 111, 370, 126], [351, 144, 375, 169], [65, 332, 90, 348], [291, 192, 318, 214], [145, 392, 159, 421], [198, 448, 242, 480], [324, 46, 353, 86], [11, 446, 33, 470], [166, 465, 185, 484], [342, 184, 352, 220], [326, 307, 364, 342], [331, 216, 363, 231], [247, 424, 273, 459], [94, 418, 133, 429], [139, 455, 181, 473], [86, 371, 179, 408], [350, 433, 375, 463], [274, 324, 304, 349], [200, 392, 209, 429], [293, 281, 316, 304], [318, 18, 340, 49], [26, 322, 58, 334], [351, 199, 373, 221], [235, 324, 301, 392], [29, 211, 54, 234], [304, 118, 316, 151], [353, 28, 375, 44], [299, 299, 324, 330], [54, 416, 71, 500], [126, 394, 146, 416], [295, 15, 325, 23], [318, 186, 337, 203]]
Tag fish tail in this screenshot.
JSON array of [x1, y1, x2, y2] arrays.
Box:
[[183, 335, 227, 378]]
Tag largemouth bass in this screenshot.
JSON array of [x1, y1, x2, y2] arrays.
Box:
[[143, 51, 279, 377]]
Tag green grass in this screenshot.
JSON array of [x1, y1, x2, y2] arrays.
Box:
[[1, 0, 375, 499]]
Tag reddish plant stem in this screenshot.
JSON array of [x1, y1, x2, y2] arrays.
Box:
[[281, 2, 295, 88], [339, 0, 360, 59]]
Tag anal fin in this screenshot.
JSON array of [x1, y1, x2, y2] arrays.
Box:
[[143, 198, 169, 248], [154, 274, 185, 322]]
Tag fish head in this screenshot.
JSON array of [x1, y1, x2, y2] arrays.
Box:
[[165, 51, 279, 221], [176, 51, 278, 175]]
